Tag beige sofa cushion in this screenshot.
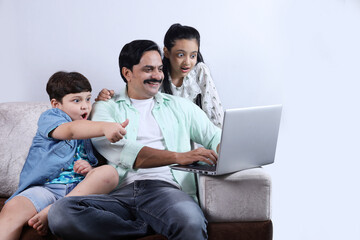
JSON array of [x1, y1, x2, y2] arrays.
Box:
[[0, 102, 50, 197], [198, 168, 272, 222]]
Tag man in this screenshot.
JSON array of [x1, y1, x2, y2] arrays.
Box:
[[48, 40, 221, 240]]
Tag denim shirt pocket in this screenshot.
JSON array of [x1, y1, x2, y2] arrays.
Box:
[[53, 140, 75, 158]]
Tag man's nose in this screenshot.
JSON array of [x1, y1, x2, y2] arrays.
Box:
[[152, 69, 163, 80]]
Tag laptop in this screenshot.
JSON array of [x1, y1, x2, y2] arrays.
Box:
[[170, 104, 282, 175]]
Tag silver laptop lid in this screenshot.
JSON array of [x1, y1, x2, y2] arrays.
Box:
[[215, 104, 282, 175]]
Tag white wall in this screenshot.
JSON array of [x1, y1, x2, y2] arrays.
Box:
[[1, 0, 359, 239]]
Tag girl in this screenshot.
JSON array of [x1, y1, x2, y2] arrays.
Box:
[[162, 23, 223, 127]]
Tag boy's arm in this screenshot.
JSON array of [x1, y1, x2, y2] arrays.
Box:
[[50, 119, 129, 143], [95, 88, 114, 101]]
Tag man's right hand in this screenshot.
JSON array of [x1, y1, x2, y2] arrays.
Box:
[[104, 119, 129, 143], [175, 148, 218, 166], [95, 88, 115, 102]]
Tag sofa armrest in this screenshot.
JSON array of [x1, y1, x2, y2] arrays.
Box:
[[0, 102, 51, 197], [198, 167, 271, 222]]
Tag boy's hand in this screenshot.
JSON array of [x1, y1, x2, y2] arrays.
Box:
[[104, 119, 129, 143], [74, 160, 93, 176], [95, 88, 114, 102]]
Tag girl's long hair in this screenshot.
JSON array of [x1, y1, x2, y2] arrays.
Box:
[[162, 23, 204, 95]]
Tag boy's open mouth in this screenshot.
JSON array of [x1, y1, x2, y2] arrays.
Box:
[[81, 113, 88, 119]]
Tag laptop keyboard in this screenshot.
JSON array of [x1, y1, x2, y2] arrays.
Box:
[[188, 163, 216, 172]]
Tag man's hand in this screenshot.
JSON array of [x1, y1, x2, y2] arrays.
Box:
[[134, 146, 219, 169], [103, 119, 129, 143], [95, 88, 115, 101], [175, 148, 218, 166], [73, 160, 93, 175]]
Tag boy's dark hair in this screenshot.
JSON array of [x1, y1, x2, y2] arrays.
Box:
[[162, 23, 204, 95], [118, 40, 161, 83], [46, 71, 92, 102]]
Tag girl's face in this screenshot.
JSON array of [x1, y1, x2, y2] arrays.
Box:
[[164, 39, 199, 80]]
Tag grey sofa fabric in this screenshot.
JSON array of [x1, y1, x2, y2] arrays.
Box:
[[198, 168, 271, 222], [0, 102, 272, 228], [0, 102, 51, 197]]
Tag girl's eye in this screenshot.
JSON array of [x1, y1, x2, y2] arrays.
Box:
[[177, 53, 184, 57], [191, 54, 197, 59]]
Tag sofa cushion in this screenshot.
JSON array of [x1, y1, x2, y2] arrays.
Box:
[[198, 168, 272, 222], [0, 102, 50, 197]]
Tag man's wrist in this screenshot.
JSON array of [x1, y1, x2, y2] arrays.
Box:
[[173, 152, 181, 165]]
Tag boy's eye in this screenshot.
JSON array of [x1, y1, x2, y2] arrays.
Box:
[[86, 98, 91, 102], [73, 99, 80, 103]]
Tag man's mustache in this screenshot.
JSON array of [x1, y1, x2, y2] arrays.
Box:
[[143, 79, 163, 84]]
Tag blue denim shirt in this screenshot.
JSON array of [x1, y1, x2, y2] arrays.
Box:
[[7, 108, 98, 201]]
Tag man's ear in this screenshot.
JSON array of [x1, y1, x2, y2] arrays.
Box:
[[122, 67, 132, 83], [163, 47, 169, 58], [50, 99, 61, 108]]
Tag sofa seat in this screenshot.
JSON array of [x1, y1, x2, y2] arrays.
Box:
[[0, 102, 273, 240]]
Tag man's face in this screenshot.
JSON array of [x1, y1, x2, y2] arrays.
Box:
[[125, 50, 164, 100]]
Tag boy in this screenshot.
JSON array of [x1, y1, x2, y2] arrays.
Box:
[[0, 71, 128, 239]]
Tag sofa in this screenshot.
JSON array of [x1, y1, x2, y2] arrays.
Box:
[[0, 102, 273, 240]]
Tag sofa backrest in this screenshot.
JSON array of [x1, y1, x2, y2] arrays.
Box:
[[0, 102, 51, 197]]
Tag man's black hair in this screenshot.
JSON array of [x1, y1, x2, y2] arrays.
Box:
[[118, 40, 161, 83]]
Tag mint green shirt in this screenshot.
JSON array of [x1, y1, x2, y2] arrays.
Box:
[[90, 88, 221, 199]]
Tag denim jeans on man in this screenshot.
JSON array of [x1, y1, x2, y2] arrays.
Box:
[[48, 180, 207, 240]]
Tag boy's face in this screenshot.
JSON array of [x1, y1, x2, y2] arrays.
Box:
[[51, 92, 92, 120]]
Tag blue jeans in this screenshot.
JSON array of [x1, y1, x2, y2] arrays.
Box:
[[48, 180, 208, 240]]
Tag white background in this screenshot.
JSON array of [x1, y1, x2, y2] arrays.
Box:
[[1, 0, 360, 239]]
